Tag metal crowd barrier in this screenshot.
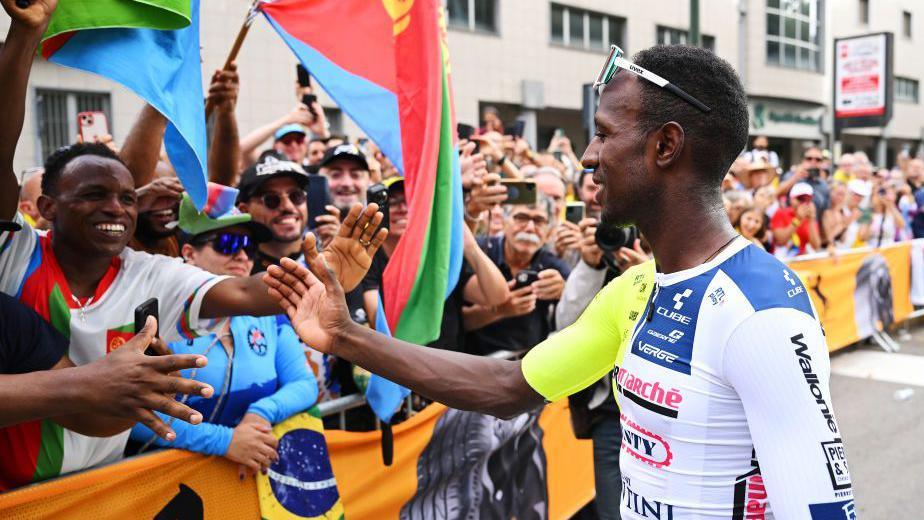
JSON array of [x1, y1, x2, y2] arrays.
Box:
[[316, 349, 524, 429]]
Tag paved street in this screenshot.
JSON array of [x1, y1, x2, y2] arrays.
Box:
[[830, 323, 924, 518]]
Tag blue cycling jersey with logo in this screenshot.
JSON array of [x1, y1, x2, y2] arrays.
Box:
[[610, 237, 854, 519]]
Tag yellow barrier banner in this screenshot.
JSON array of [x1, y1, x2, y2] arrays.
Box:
[[0, 401, 593, 519], [788, 242, 912, 351]]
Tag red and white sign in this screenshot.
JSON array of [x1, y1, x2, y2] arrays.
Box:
[[834, 34, 888, 119]]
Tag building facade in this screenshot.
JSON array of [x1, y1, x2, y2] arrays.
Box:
[[3, 0, 922, 178]]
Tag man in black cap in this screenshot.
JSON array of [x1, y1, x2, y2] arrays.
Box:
[[319, 144, 371, 213]]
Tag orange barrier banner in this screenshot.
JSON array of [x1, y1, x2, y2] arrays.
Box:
[[788, 242, 912, 351], [0, 401, 593, 519]]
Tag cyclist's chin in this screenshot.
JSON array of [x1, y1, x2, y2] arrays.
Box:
[[600, 205, 635, 228]]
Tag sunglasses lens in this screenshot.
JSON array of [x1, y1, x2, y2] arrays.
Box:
[[213, 233, 252, 257], [289, 190, 307, 205], [261, 193, 282, 209]]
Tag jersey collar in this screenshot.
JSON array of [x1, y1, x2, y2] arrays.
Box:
[[654, 236, 750, 287]]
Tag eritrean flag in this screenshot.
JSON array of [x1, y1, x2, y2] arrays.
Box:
[[261, 0, 464, 421], [39, 0, 210, 209]]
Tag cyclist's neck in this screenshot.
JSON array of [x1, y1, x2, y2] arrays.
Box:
[[639, 199, 737, 275]]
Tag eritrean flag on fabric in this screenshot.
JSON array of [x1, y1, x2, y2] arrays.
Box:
[[39, 0, 210, 209], [260, 0, 464, 422]]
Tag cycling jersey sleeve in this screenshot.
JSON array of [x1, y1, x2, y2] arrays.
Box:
[[521, 260, 654, 402], [724, 307, 854, 519]]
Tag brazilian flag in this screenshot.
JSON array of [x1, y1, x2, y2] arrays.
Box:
[[256, 408, 344, 519]]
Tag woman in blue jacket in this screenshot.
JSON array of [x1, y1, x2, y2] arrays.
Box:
[[131, 185, 317, 476]]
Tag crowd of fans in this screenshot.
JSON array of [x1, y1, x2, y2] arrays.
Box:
[[724, 135, 924, 259], [1, 5, 921, 518]]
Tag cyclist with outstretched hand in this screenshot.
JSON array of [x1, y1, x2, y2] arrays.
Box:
[[266, 46, 854, 519]]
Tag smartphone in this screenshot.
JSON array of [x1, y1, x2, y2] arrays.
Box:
[[858, 208, 872, 225], [553, 151, 564, 163], [78, 111, 109, 143], [565, 201, 585, 225], [296, 64, 312, 88], [306, 176, 332, 231], [366, 183, 390, 230], [554, 128, 564, 138], [514, 269, 539, 290], [134, 298, 159, 356], [301, 93, 318, 122], [500, 179, 538, 205]]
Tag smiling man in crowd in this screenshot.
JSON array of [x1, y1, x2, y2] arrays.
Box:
[[0, 0, 384, 488]]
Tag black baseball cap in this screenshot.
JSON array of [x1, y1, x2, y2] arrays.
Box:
[[319, 144, 369, 171], [237, 152, 310, 203]]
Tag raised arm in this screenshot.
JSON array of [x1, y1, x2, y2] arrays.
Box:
[[119, 104, 167, 188], [0, 0, 56, 220], [239, 104, 313, 167], [200, 203, 387, 319], [264, 241, 546, 419], [206, 63, 241, 186], [460, 225, 509, 306]]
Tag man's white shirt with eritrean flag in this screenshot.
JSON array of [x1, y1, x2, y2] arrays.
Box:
[[0, 213, 228, 490]]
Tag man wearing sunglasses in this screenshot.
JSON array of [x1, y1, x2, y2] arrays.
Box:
[[266, 44, 854, 519], [779, 145, 831, 217], [237, 153, 314, 275]]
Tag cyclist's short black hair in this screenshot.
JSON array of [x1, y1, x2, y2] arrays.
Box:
[[42, 142, 125, 197], [632, 45, 749, 194]]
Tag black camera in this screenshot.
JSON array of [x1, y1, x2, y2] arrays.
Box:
[[595, 222, 639, 253], [807, 167, 820, 180]]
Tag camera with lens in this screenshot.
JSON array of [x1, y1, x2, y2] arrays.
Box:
[[594, 221, 639, 253], [807, 167, 820, 180]]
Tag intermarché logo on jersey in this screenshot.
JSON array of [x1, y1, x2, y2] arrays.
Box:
[[792, 333, 838, 434], [614, 366, 683, 418]]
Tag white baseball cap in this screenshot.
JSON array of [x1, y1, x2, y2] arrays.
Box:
[[789, 182, 814, 200], [847, 179, 872, 197]]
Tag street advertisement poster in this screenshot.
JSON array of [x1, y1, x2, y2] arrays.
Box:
[[833, 32, 893, 129]]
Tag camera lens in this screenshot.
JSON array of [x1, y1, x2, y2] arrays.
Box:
[[508, 186, 520, 200], [595, 222, 636, 252]]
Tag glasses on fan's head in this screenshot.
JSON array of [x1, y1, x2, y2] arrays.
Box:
[[593, 45, 712, 113]]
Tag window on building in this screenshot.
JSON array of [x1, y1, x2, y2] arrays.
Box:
[[903, 11, 912, 38], [35, 89, 111, 159], [859, 0, 869, 24], [549, 3, 626, 51], [896, 77, 920, 104], [765, 0, 823, 71], [655, 26, 716, 51], [445, 0, 497, 34]]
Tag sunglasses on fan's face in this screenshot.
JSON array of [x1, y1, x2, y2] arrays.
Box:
[[279, 134, 305, 146], [200, 232, 257, 258], [593, 45, 712, 113], [255, 189, 307, 210]]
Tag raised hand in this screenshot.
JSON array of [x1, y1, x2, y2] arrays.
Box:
[[207, 62, 240, 111], [318, 202, 387, 292], [82, 316, 214, 440], [2, 0, 57, 29], [263, 246, 354, 354]]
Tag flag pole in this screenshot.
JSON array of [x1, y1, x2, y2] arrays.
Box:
[[204, 0, 261, 118]]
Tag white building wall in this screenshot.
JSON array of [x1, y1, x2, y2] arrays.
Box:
[[3, 0, 922, 178]]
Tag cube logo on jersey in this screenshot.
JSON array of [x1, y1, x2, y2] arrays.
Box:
[[620, 415, 673, 468], [821, 439, 852, 491], [808, 499, 856, 519], [672, 288, 693, 310], [614, 366, 683, 418]]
